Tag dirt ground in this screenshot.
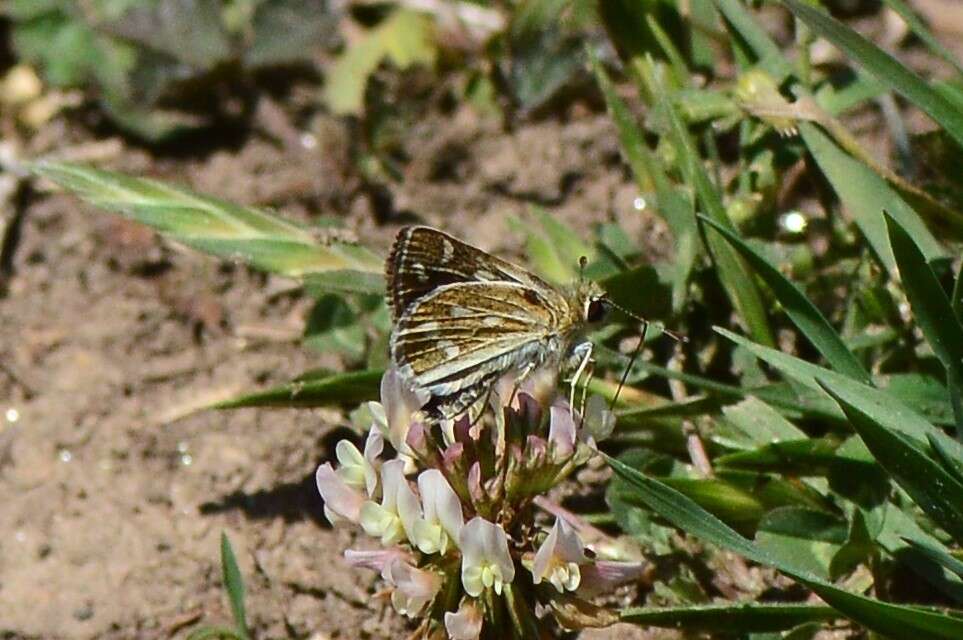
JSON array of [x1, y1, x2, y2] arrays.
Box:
[[0, 95, 670, 639]]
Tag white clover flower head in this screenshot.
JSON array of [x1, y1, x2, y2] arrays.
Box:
[[319, 368, 644, 636], [532, 517, 587, 593], [359, 459, 407, 545], [445, 599, 483, 640], [459, 516, 515, 597]]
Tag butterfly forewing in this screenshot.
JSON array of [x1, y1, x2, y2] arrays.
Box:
[[386, 226, 587, 420]]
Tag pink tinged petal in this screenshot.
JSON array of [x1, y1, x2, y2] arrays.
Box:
[[445, 600, 483, 640], [384, 559, 442, 618], [459, 517, 515, 598], [316, 463, 364, 524], [381, 366, 428, 452], [549, 405, 577, 458], [418, 469, 464, 550], [467, 462, 484, 504], [380, 459, 406, 512], [343, 548, 409, 580], [577, 561, 647, 598]]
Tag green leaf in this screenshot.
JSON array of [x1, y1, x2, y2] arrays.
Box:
[[817, 380, 963, 543], [799, 123, 944, 274], [322, 9, 436, 115], [781, 0, 963, 150], [709, 0, 793, 82], [514, 208, 593, 284], [30, 161, 383, 280], [303, 295, 367, 362], [590, 51, 697, 314], [880, 0, 963, 77], [720, 396, 807, 446], [699, 214, 870, 383], [220, 533, 250, 640], [885, 212, 963, 436], [620, 602, 838, 631], [905, 537, 963, 580], [715, 327, 945, 444], [716, 438, 881, 479], [213, 369, 383, 410], [605, 455, 963, 639], [657, 75, 774, 346], [756, 507, 846, 580]]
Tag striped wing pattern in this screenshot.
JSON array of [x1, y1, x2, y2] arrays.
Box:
[[386, 227, 572, 420]]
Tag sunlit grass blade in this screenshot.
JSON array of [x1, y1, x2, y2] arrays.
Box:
[[620, 602, 838, 631], [212, 369, 383, 409], [715, 326, 949, 444], [800, 124, 945, 273], [590, 52, 697, 314], [781, 0, 963, 149], [699, 214, 870, 382], [605, 455, 963, 639], [716, 438, 881, 478], [220, 533, 250, 640], [653, 73, 774, 347], [817, 380, 963, 543], [710, 0, 793, 82], [885, 212, 963, 436], [31, 161, 384, 283]]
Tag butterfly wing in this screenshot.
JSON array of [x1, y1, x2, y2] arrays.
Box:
[[390, 281, 567, 419], [386, 226, 554, 321]]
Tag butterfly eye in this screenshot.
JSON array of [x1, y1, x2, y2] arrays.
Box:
[[585, 298, 607, 323]]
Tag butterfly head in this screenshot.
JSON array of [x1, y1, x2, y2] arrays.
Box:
[[575, 280, 609, 326]]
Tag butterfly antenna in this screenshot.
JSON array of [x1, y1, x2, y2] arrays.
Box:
[[578, 256, 588, 283], [611, 319, 648, 411], [602, 297, 688, 344]]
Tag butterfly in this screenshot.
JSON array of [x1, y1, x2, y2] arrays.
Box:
[[386, 226, 610, 421]]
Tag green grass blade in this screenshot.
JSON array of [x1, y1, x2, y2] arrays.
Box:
[[620, 602, 838, 631], [817, 380, 963, 543], [606, 455, 963, 639], [31, 161, 384, 280], [905, 538, 963, 580], [699, 214, 870, 382], [800, 123, 945, 273], [885, 212, 963, 436], [881, 0, 963, 77], [656, 77, 775, 347], [220, 533, 250, 640], [781, 0, 963, 149], [590, 51, 698, 314], [714, 327, 947, 443], [710, 0, 793, 81], [212, 369, 383, 409]]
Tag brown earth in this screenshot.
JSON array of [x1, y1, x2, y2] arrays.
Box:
[[0, 93, 672, 640]]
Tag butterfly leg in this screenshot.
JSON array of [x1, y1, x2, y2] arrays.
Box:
[[578, 358, 595, 418], [567, 341, 594, 417]]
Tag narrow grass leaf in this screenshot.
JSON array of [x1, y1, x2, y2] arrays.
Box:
[[928, 433, 963, 484], [620, 602, 837, 631], [606, 455, 963, 639], [212, 370, 383, 409], [885, 212, 963, 435], [817, 380, 963, 543], [905, 538, 963, 580], [800, 123, 944, 274], [700, 214, 869, 382], [31, 161, 384, 280], [881, 0, 963, 77], [716, 438, 880, 478], [220, 533, 250, 640], [590, 52, 697, 313], [709, 0, 793, 82], [658, 78, 775, 346], [716, 326, 947, 444], [782, 0, 963, 149]]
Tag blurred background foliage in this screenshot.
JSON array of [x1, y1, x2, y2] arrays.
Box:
[[7, 0, 963, 637]]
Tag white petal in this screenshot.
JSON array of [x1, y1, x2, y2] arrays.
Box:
[[418, 469, 464, 545], [379, 459, 406, 512], [395, 476, 422, 546], [548, 405, 576, 458], [553, 517, 587, 564]]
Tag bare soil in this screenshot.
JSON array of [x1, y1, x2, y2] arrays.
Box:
[[0, 94, 669, 640]]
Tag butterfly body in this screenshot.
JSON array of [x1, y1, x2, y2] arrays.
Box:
[[386, 226, 605, 420]]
